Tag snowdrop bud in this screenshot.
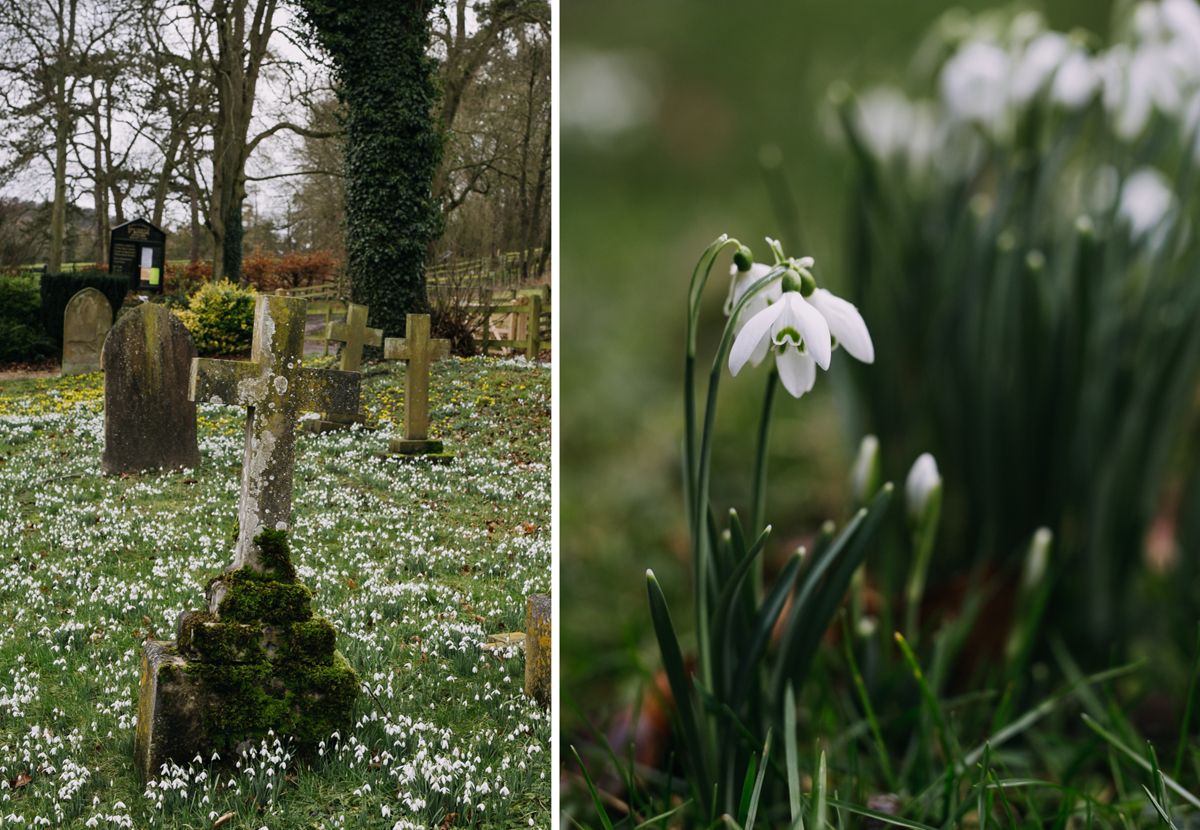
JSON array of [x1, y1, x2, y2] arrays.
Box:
[[781, 270, 803, 294], [798, 269, 816, 297], [851, 435, 881, 505], [905, 453, 941, 521], [1021, 527, 1052, 591], [733, 244, 754, 272]]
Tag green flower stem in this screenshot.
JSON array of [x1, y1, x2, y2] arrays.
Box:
[[751, 369, 778, 542], [686, 249, 785, 697], [685, 237, 743, 694], [904, 482, 942, 646]]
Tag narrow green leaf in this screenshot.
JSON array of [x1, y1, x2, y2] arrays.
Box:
[[730, 548, 804, 710], [827, 797, 941, 830], [1143, 784, 1179, 830], [841, 613, 897, 792], [1174, 621, 1200, 783], [1082, 714, 1200, 811], [895, 630, 962, 765], [745, 732, 772, 830], [785, 682, 803, 826], [570, 745, 616, 830], [633, 800, 695, 830], [738, 756, 757, 825], [812, 750, 828, 830], [647, 571, 712, 813]]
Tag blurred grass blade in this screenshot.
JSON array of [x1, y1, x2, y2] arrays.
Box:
[[1082, 714, 1200, 810], [1143, 784, 1178, 830], [812, 750, 828, 830], [827, 797, 942, 830], [738, 755, 757, 826], [1174, 621, 1200, 783], [785, 682, 803, 825], [570, 745, 617, 830], [745, 732, 772, 830], [647, 570, 712, 811], [634, 800, 695, 830], [895, 631, 962, 765], [840, 613, 896, 791], [963, 661, 1139, 767]]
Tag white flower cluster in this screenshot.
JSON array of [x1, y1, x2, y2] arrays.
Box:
[[845, 0, 1200, 236]]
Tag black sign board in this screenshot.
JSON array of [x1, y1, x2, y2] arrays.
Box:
[[108, 218, 167, 293]]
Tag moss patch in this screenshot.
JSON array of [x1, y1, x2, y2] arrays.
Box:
[[183, 649, 358, 750], [215, 568, 313, 625], [178, 611, 266, 663], [280, 617, 337, 666], [253, 527, 297, 582]]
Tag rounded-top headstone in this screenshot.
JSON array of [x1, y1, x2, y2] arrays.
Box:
[[101, 303, 200, 475], [62, 287, 114, 376]]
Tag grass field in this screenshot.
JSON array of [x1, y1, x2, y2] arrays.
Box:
[[0, 354, 551, 829]]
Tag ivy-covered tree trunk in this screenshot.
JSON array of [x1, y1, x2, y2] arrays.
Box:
[[296, 0, 443, 344]]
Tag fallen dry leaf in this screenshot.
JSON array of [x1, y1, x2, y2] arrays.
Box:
[[213, 812, 236, 828]]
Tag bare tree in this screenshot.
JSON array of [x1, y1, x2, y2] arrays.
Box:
[[0, 0, 136, 271]]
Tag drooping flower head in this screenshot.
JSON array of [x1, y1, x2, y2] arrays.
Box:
[[726, 239, 874, 398]]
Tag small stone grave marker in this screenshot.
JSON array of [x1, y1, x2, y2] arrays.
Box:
[[525, 594, 550, 709], [61, 287, 113, 376], [305, 302, 382, 433], [100, 303, 199, 474], [134, 295, 361, 779], [382, 313, 450, 456]]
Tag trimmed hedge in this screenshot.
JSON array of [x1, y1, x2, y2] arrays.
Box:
[[39, 270, 128, 345], [0, 273, 54, 362]]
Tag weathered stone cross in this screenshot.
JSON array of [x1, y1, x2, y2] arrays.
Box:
[[383, 313, 449, 453], [189, 295, 360, 572], [313, 302, 382, 429], [328, 302, 383, 373]]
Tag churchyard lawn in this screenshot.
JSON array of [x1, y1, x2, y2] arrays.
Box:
[[0, 354, 551, 829]]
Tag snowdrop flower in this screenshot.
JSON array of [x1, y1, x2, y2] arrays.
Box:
[[905, 453, 941, 521], [729, 271, 829, 397], [941, 41, 1011, 133], [728, 243, 873, 397], [1119, 166, 1174, 237], [1011, 32, 1070, 103], [1051, 49, 1100, 108]]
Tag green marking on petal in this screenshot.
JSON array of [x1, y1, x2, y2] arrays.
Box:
[[774, 327, 803, 347]]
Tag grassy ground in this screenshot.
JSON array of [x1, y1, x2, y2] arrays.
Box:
[[0, 354, 551, 828]]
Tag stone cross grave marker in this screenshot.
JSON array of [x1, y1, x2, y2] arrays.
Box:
[[190, 294, 361, 575], [134, 295, 362, 780], [101, 303, 200, 475], [305, 302, 382, 433], [383, 313, 450, 455], [61, 287, 113, 376]]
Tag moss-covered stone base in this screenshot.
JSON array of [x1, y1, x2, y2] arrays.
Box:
[[135, 529, 358, 780]]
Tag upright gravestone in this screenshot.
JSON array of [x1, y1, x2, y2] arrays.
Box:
[[382, 314, 450, 456], [100, 304, 200, 474], [305, 302, 382, 433], [61, 288, 113, 376], [133, 295, 362, 780]]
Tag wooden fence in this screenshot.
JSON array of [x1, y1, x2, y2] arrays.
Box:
[[274, 282, 551, 360]]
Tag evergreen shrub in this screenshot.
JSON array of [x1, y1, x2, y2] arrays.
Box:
[[0, 273, 54, 362], [173, 280, 257, 355]]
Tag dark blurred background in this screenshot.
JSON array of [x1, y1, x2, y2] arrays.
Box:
[[561, 0, 1117, 731]]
